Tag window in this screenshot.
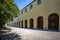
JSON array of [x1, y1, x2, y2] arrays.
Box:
[[30, 4, 33, 9], [21, 21, 23, 28], [30, 18, 34, 29], [25, 20, 27, 28], [21, 10, 23, 14], [19, 21, 20, 27], [25, 8, 27, 12], [37, 0, 41, 5]]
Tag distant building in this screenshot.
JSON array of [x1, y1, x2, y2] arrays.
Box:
[[19, 0, 60, 31], [7, 17, 19, 27]]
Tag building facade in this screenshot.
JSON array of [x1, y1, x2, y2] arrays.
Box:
[[18, 0, 60, 31]]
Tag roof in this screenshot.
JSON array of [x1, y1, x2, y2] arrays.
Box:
[[21, 0, 36, 11]]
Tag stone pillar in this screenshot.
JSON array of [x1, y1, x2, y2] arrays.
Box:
[[43, 16, 48, 30], [27, 19, 30, 28], [34, 18, 37, 29]]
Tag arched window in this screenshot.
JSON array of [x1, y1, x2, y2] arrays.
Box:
[[37, 0, 41, 5], [21, 21, 23, 28], [25, 8, 27, 12], [19, 21, 20, 27], [25, 20, 27, 28], [30, 18, 34, 29], [48, 13, 59, 30], [37, 16, 43, 29], [30, 4, 33, 9]]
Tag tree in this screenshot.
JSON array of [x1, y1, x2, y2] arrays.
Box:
[[0, 0, 19, 28]]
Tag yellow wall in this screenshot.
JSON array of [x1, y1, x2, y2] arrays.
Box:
[[18, 0, 60, 30]]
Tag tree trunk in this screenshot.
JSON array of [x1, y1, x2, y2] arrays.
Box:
[[0, 24, 4, 30]]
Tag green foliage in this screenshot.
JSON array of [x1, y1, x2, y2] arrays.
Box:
[[0, 0, 19, 26]]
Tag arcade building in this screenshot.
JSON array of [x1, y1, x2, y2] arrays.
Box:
[[18, 0, 60, 31]]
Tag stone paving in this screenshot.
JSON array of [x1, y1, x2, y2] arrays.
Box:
[[1, 26, 60, 40], [6, 26, 60, 40]]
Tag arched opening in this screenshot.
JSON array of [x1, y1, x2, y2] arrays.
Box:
[[37, 16, 43, 29], [21, 21, 23, 28], [25, 20, 27, 28], [30, 18, 34, 29], [19, 21, 20, 27], [48, 13, 59, 30]]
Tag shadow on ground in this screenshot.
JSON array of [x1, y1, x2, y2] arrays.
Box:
[[0, 33, 21, 40], [0, 27, 21, 40]]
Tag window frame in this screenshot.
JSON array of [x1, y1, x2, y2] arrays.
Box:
[[25, 8, 27, 12], [30, 4, 33, 9], [21, 10, 23, 14], [37, 0, 41, 5]]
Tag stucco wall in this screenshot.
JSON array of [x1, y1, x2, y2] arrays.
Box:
[[18, 0, 60, 30]]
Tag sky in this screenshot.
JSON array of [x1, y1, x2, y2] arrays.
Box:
[[14, 0, 33, 10]]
